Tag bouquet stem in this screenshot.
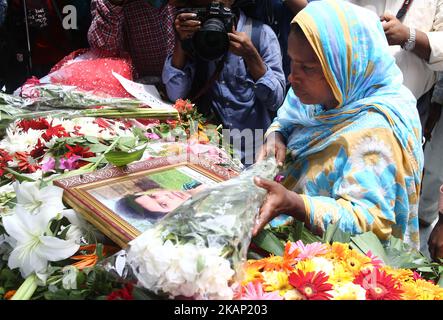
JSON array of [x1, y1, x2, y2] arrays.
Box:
[[11, 274, 38, 300]]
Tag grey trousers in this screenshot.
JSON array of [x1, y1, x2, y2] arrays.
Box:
[[418, 90, 441, 256]]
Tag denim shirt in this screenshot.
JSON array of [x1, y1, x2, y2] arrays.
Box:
[[162, 11, 286, 134]]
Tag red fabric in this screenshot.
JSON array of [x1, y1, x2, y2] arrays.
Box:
[[88, 0, 176, 78], [49, 49, 134, 98]]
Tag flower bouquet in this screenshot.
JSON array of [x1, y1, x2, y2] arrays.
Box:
[[118, 157, 279, 299], [237, 240, 443, 300]]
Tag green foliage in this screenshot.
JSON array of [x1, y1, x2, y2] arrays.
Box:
[[252, 229, 284, 256], [105, 146, 146, 167]]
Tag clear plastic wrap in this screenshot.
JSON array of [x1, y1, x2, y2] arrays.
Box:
[[100, 157, 279, 300]]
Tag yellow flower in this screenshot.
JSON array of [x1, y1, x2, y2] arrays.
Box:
[[326, 242, 350, 262], [343, 250, 371, 275], [295, 259, 316, 274], [241, 265, 263, 285], [262, 271, 292, 294], [329, 262, 354, 285], [332, 283, 367, 300], [402, 279, 443, 300], [382, 266, 414, 283]]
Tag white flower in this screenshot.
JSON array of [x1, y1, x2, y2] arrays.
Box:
[[0, 128, 43, 153], [13, 181, 65, 218], [3, 206, 79, 277], [311, 257, 334, 276], [348, 136, 393, 175], [61, 265, 79, 290], [331, 282, 366, 300], [127, 228, 234, 300]]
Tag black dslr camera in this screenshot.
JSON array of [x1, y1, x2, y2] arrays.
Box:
[[177, 2, 235, 61]]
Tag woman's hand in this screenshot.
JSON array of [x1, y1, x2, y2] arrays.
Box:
[[256, 132, 287, 166], [174, 12, 201, 41], [252, 177, 305, 236]]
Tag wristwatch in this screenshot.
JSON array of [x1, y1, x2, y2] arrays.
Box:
[[402, 27, 416, 51]]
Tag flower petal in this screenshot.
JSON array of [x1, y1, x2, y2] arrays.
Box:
[[35, 236, 79, 262]]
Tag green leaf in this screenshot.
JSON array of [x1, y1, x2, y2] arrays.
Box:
[[118, 136, 137, 149], [84, 136, 99, 144], [88, 143, 110, 153], [105, 146, 146, 167], [349, 232, 388, 264], [322, 223, 351, 244], [247, 251, 265, 260], [252, 229, 284, 256]]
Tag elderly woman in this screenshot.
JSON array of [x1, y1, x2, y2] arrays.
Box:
[[254, 0, 424, 249]]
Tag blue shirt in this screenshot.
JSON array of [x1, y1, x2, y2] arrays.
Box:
[[162, 11, 286, 134], [0, 0, 7, 27]]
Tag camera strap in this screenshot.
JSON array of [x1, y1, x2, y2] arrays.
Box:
[[396, 0, 414, 21], [191, 55, 227, 102]]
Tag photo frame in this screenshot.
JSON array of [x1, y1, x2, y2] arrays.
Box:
[[54, 155, 238, 248]]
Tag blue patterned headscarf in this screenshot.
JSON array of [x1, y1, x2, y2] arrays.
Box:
[[267, 0, 424, 247], [273, 0, 423, 172]]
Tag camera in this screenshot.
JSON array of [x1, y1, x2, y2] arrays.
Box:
[[177, 2, 235, 61]]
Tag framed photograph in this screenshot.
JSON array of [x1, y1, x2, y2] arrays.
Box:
[[54, 155, 238, 248]]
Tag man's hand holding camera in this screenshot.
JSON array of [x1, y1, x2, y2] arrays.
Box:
[[228, 27, 266, 81], [175, 12, 201, 41]]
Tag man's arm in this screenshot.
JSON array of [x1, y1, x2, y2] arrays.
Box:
[[87, 0, 125, 54], [381, 6, 443, 66], [228, 24, 286, 111]]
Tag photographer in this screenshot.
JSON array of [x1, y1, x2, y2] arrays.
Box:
[[162, 0, 286, 165], [88, 0, 176, 82]]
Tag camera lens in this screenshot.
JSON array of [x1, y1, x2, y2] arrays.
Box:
[[193, 18, 229, 61]]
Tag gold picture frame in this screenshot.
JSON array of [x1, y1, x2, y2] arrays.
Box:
[[54, 155, 237, 248]]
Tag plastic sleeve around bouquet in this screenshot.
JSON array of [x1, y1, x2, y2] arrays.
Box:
[[106, 157, 278, 300]]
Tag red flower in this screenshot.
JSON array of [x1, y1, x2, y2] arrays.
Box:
[[17, 118, 50, 132], [64, 144, 95, 168], [107, 283, 134, 300], [0, 148, 13, 176], [94, 118, 112, 129], [65, 144, 95, 159], [173, 99, 194, 114], [41, 124, 69, 141], [288, 270, 333, 300], [30, 139, 47, 159], [136, 119, 160, 126], [166, 119, 178, 129], [353, 268, 403, 300], [15, 152, 41, 173]]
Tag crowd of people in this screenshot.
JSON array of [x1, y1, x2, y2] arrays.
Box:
[[0, 0, 442, 261]]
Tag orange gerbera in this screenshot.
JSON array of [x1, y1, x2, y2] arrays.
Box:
[[401, 279, 443, 300], [70, 244, 119, 270], [325, 242, 350, 262], [381, 266, 414, 283], [343, 250, 372, 275]]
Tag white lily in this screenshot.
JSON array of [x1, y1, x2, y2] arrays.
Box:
[[3, 206, 79, 278], [13, 181, 65, 218]]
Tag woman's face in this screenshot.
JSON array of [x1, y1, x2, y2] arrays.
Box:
[[135, 190, 191, 213], [287, 31, 337, 109]]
